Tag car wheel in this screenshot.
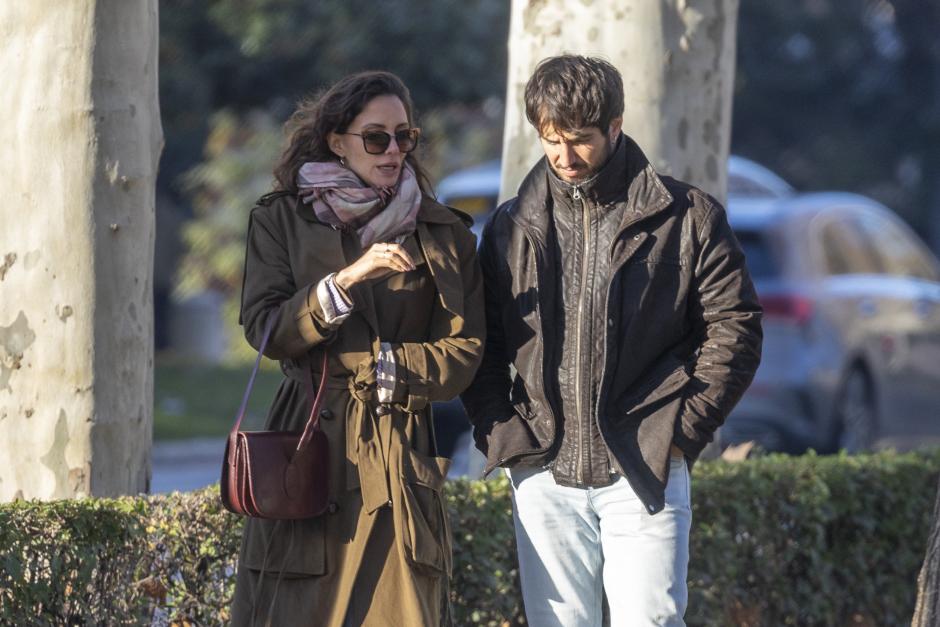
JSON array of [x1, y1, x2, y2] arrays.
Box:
[[835, 367, 877, 453]]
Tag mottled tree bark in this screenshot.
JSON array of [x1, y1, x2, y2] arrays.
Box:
[[501, 0, 738, 205], [0, 1, 162, 499], [913, 478, 940, 626]]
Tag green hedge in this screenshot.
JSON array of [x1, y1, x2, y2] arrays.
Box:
[[1, 450, 938, 626]]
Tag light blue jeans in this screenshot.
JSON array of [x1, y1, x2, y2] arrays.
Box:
[[507, 457, 691, 627]]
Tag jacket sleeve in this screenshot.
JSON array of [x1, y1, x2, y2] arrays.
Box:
[[384, 225, 486, 411], [459, 214, 517, 445], [674, 199, 763, 459], [239, 206, 339, 359]]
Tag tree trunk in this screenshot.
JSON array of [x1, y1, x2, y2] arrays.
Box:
[[0, 1, 162, 499], [913, 477, 940, 626], [500, 0, 738, 205]]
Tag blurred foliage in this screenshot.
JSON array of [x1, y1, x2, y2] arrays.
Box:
[[0, 491, 242, 625], [733, 0, 940, 231], [447, 475, 525, 625], [2, 451, 938, 624], [174, 109, 282, 362], [177, 110, 280, 300], [159, 0, 509, 196], [153, 356, 283, 440], [136, 490, 244, 624], [0, 499, 147, 624], [690, 449, 939, 625], [160, 0, 940, 226]]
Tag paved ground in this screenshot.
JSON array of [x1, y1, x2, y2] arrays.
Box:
[[151, 432, 487, 494], [151, 438, 224, 494]]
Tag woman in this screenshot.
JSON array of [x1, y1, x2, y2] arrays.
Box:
[[230, 71, 484, 626]]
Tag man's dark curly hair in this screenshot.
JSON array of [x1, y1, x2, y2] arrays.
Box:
[[524, 54, 624, 135]]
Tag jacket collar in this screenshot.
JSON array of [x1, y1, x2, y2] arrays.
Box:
[[417, 220, 464, 318], [510, 133, 674, 237], [547, 134, 630, 205]]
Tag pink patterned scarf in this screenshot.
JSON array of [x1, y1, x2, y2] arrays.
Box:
[[296, 161, 422, 247]]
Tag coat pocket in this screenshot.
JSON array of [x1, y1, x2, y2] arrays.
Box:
[[618, 357, 692, 417], [239, 515, 326, 576], [397, 449, 453, 577]]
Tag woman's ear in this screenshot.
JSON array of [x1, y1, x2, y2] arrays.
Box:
[[327, 132, 345, 159]]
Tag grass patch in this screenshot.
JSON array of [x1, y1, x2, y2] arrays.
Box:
[[154, 357, 283, 441]]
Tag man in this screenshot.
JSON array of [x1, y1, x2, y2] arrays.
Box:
[[461, 55, 762, 626]]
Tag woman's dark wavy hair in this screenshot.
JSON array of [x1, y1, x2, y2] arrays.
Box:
[[273, 71, 431, 194]]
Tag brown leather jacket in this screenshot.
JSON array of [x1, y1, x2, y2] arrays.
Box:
[[461, 135, 762, 514]]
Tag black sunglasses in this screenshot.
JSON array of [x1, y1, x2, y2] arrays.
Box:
[[343, 128, 420, 155]]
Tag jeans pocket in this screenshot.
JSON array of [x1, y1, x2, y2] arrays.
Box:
[[397, 449, 453, 576]]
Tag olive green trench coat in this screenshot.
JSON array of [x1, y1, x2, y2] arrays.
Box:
[[229, 192, 484, 626]]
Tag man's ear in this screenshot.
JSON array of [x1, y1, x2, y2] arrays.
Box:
[[608, 117, 623, 143], [327, 132, 345, 159]]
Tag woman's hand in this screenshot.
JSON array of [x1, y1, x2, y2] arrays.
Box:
[[334, 242, 416, 290]]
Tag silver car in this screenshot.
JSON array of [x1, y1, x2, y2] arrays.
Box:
[[434, 157, 940, 457], [725, 192, 940, 453]]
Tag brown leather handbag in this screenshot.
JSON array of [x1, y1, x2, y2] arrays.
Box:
[[220, 315, 330, 519]]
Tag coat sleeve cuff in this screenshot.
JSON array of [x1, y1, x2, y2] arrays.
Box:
[[376, 341, 402, 404], [315, 272, 355, 326], [385, 341, 430, 411], [290, 278, 349, 349]]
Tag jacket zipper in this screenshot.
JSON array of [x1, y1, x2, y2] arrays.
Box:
[[573, 184, 590, 485]]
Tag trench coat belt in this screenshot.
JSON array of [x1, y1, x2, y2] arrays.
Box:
[[346, 376, 398, 514], [284, 362, 395, 513]]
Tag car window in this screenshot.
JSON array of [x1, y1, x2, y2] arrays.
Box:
[[854, 211, 940, 281], [735, 230, 779, 279], [817, 218, 883, 275]]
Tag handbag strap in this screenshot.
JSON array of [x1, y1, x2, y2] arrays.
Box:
[[296, 351, 329, 453], [229, 314, 330, 449]]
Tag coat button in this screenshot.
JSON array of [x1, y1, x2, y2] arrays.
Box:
[[327, 502, 339, 514], [319, 408, 333, 420], [607, 318, 615, 328]]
